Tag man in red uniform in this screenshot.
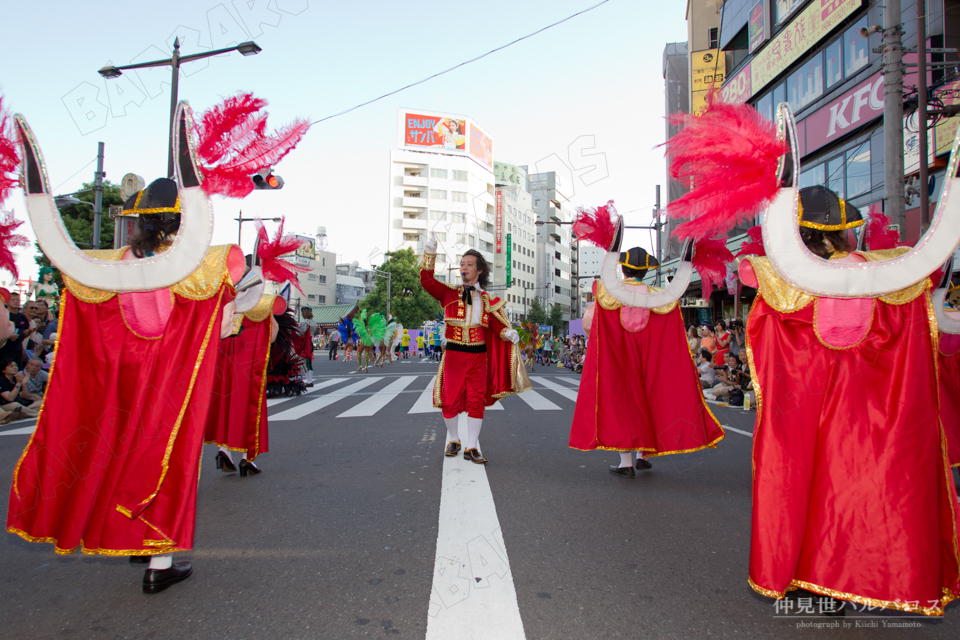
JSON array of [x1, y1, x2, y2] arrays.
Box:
[[420, 237, 529, 463]]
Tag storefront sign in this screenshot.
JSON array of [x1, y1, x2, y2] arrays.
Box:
[[935, 78, 960, 156], [802, 72, 882, 155], [719, 62, 752, 105], [751, 0, 862, 97], [506, 233, 512, 283], [904, 112, 936, 174], [495, 191, 503, 253], [748, 0, 770, 54], [691, 49, 726, 116]]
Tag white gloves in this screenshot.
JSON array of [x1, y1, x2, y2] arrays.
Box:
[[425, 237, 438, 254], [503, 329, 520, 344]]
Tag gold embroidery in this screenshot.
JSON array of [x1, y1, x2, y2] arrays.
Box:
[[798, 197, 865, 231], [743, 257, 815, 314], [243, 294, 277, 323], [171, 245, 235, 300], [5, 526, 189, 557], [593, 281, 678, 314], [62, 248, 126, 303], [433, 354, 445, 408], [421, 252, 437, 271], [230, 314, 244, 336], [750, 576, 955, 616]]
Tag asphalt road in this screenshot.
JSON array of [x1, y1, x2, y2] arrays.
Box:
[[1, 354, 958, 639]]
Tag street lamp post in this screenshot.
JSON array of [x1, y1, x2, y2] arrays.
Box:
[[371, 268, 392, 319], [235, 211, 282, 245], [99, 38, 262, 179]]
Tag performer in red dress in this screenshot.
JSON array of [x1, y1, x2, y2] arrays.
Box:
[[569, 244, 724, 476], [936, 277, 960, 470], [420, 237, 530, 463]]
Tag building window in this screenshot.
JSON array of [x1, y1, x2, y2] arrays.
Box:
[[430, 210, 447, 220], [308, 294, 316, 300], [825, 37, 843, 88], [798, 164, 826, 190], [430, 168, 447, 178], [774, 0, 803, 25], [430, 189, 447, 200], [826, 155, 845, 199], [308, 273, 317, 281], [403, 232, 420, 242], [844, 16, 869, 77], [456, 233, 476, 248], [480, 241, 493, 253], [436, 254, 446, 263], [318, 275, 327, 284], [708, 27, 718, 49], [452, 170, 468, 181], [555, 268, 561, 277], [787, 53, 823, 112], [434, 232, 447, 242], [403, 211, 422, 219], [846, 142, 871, 198], [450, 212, 466, 223], [555, 251, 561, 260], [451, 191, 468, 203], [318, 295, 326, 304], [555, 285, 561, 294]]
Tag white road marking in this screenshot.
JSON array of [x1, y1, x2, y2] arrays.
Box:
[[266, 377, 350, 407], [515, 390, 561, 411], [409, 376, 440, 414], [337, 376, 418, 417], [0, 423, 36, 436], [530, 376, 579, 401], [722, 425, 753, 437], [427, 422, 526, 640], [554, 376, 581, 388], [271, 378, 384, 421]]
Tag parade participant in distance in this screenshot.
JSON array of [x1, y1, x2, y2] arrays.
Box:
[[420, 235, 530, 463]]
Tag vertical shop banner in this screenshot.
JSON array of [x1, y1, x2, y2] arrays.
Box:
[[691, 50, 726, 116], [506, 233, 512, 284], [495, 192, 503, 253], [404, 112, 466, 150], [748, 0, 770, 53], [750, 0, 862, 97], [468, 121, 494, 171], [720, 63, 752, 105], [904, 113, 936, 174], [935, 78, 960, 156]]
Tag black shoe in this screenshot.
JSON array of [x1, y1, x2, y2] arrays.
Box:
[[608, 465, 636, 478], [129, 555, 150, 564], [215, 451, 237, 473], [142, 562, 193, 594], [445, 441, 462, 457], [238, 459, 261, 477], [636, 458, 653, 470], [463, 448, 488, 464]]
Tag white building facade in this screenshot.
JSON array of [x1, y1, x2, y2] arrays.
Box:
[[528, 171, 574, 323], [493, 162, 539, 324]]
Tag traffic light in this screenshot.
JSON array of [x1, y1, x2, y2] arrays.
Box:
[[252, 168, 284, 190]]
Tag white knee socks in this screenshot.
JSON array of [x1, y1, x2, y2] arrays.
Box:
[[148, 553, 172, 570], [218, 446, 233, 464], [466, 416, 483, 451], [306, 370, 313, 384], [444, 416, 460, 443], [619, 452, 633, 468]]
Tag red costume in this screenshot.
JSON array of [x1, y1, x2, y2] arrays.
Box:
[[204, 294, 284, 462], [938, 333, 960, 468], [743, 254, 960, 615], [419, 252, 529, 417], [7, 245, 243, 556], [569, 280, 723, 454]]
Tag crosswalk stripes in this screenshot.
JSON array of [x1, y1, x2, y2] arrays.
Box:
[[338, 376, 417, 417], [515, 389, 561, 411], [271, 377, 384, 421], [555, 376, 580, 388], [407, 375, 504, 414], [266, 377, 350, 407], [529, 376, 579, 401]]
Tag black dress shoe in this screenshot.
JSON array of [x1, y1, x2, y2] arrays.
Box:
[[636, 458, 653, 470], [608, 465, 636, 478], [444, 441, 462, 457], [215, 451, 237, 473], [129, 555, 150, 564], [142, 562, 193, 594], [238, 459, 261, 477], [463, 448, 488, 464]]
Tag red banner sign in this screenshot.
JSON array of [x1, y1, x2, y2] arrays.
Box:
[[495, 192, 503, 253], [720, 63, 752, 105]]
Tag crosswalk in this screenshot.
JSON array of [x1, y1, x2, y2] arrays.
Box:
[[0, 373, 585, 437]]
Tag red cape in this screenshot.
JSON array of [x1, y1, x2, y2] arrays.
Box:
[[939, 339, 960, 468], [745, 257, 960, 615], [7, 247, 238, 556], [569, 284, 723, 454], [204, 299, 278, 461]]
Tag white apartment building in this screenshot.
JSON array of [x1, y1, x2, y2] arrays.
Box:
[[494, 162, 538, 324], [528, 171, 573, 323], [388, 110, 496, 283]]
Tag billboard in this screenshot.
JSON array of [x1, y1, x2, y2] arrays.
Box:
[[295, 236, 316, 260], [468, 120, 494, 171], [748, 0, 770, 53], [404, 112, 465, 150], [495, 192, 503, 253], [506, 233, 512, 284], [691, 49, 726, 116]]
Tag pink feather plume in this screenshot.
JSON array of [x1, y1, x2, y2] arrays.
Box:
[[693, 237, 733, 294], [0, 211, 29, 279], [863, 206, 902, 251], [255, 218, 310, 294], [194, 93, 310, 198], [572, 201, 618, 250], [735, 225, 766, 257], [665, 101, 786, 241], [0, 95, 19, 207]]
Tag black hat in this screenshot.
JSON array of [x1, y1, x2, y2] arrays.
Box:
[[798, 185, 863, 232], [618, 246, 659, 271], [120, 178, 180, 220]]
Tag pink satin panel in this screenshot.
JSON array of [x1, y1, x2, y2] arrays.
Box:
[[119, 248, 172, 337], [619, 307, 649, 332], [938, 347, 960, 468], [815, 297, 874, 348], [749, 293, 960, 613]]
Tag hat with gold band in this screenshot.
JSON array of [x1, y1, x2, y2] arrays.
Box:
[[118, 177, 180, 219], [618, 246, 659, 271], [797, 185, 864, 232]]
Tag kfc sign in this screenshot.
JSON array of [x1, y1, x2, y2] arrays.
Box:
[[803, 73, 883, 155]]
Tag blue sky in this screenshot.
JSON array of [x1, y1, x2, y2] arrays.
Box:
[[3, 0, 688, 283]]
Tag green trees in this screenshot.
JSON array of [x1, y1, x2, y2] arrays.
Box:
[[358, 248, 441, 328], [526, 296, 548, 326], [548, 303, 564, 333]]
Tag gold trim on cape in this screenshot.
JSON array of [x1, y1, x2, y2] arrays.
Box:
[[594, 280, 678, 314]]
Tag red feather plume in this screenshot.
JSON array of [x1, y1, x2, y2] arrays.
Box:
[[572, 200, 617, 250], [666, 101, 786, 240], [735, 225, 766, 257], [0, 211, 29, 279], [255, 217, 310, 294], [0, 95, 20, 207], [863, 206, 902, 251], [693, 237, 733, 294], [194, 93, 310, 198]]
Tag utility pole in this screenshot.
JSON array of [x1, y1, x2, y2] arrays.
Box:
[[883, 0, 906, 237], [917, 0, 930, 228], [654, 185, 662, 287], [92, 141, 105, 250]]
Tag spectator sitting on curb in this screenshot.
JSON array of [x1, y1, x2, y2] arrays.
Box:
[[697, 348, 716, 389]]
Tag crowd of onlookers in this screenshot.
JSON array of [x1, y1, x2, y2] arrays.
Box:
[[0, 293, 56, 423], [688, 319, 756, 408]]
